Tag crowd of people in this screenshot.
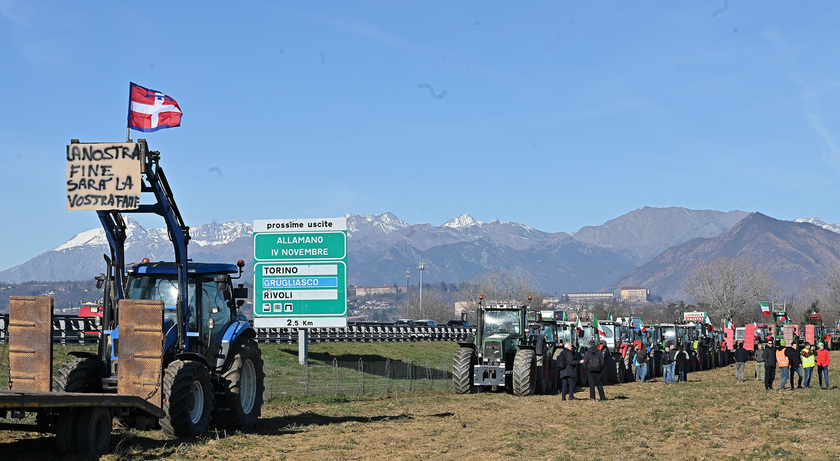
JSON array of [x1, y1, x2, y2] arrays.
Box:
[[553, 337, 832, 401], [745, 339, 832, 390]]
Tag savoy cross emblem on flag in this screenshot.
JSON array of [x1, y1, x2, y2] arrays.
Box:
[[127, 82, 182, 134]]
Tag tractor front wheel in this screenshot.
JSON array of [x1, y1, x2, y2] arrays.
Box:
[[512, 349, 536, 396], [161, 360, 214, 438], [452, 347, 475, 394]]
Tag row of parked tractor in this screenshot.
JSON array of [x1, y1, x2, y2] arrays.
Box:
[[452, 298, 835, 395]]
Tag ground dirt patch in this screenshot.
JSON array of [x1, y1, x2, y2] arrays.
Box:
[[1, 352, 839, 460]]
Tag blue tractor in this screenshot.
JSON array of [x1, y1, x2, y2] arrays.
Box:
[[55, 140, 264, 438]]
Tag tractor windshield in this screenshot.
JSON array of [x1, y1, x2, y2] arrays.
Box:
[[662, 326, 676, 344], [540, 324, 557, 342], [126, 274, 197, 326], [483, 310, 521, 337]]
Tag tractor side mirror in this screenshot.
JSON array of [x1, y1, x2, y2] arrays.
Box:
[[233, 284, 248, 299], [95, 273, 105, 289], [214, 274, 228, 292]]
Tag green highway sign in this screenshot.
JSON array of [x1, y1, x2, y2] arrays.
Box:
[[252, 217, 347, 329], [254, 231, 346, 261]]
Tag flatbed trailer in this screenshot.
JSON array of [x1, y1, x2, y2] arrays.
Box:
[[0, 390, 165, 455], [1, 295, 167, 456]]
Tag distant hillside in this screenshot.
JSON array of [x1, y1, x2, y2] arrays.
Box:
[[610, 213, 840, 300], [572, 207, 749, 264]]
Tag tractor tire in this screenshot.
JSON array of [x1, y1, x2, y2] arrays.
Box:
[[75, 407, 113, 456], [604, 355, 617, 384], [616, 359, 626, 383], [512, 349, 536, 396], [161, 360, 214, 438], [212, 339, 265, 431], [452, 347, 475, 394], [54, 357, 103, 393]]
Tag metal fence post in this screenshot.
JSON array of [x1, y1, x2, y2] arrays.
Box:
[[384, 358, 391, 394], [407, 360, 413, 392], [333, 358, 339, 396], [358, 358, 364, 395]]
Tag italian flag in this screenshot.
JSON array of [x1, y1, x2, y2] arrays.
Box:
[[704, 313, 714, 331], [759, 302, 771, 316], [593, 314, 607, 337], [576, 316, 584, 336], [639, 320, 647, 332], [562, 311, 569, 321], [608, 312, 614, 321], [725, 319, 733, 329]]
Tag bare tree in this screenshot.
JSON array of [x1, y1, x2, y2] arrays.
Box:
[[682, 257, 776, 323], [456, 270, 542, 315], [400, 289, 455, 324]]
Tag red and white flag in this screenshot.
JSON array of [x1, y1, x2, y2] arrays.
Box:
[[128, 82, 182, 132]]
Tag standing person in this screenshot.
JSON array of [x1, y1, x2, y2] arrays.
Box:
[[662, 344, 674, 384], [558, 341, 578, 400], [734, 342, 749, 383], [675, 345, 689, 382], [776, 340, 790, 391], [787, 343, 803, 389], [754, 342, 765, 382], [634, 345, 649, 383], [801, 345, 815, 389], [816, 342, 831, 389], [764, 341, 776, 390], [668, 343, 679, 383], [582, 340, 606, 401]]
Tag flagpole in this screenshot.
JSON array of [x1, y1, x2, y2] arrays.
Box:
[[126, 126, 130, 143]]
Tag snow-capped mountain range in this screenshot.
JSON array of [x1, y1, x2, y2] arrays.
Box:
[[2, 208, 840, 299]]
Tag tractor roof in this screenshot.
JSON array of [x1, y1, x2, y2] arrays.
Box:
[[126, 261, 240, 275]]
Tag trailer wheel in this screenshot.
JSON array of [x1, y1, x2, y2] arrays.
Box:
[[54, 357, 103, 393], [55, 409, 79, 455], [75, 407, 112, 455], [213, 339, 265, 431], [512, 349, 536, 396], [452, 347, 475, 394], [161, 360, 214, 438]]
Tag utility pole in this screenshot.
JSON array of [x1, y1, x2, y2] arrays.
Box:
[[405, 268, 410, 311], [418, 261, 425, 317]]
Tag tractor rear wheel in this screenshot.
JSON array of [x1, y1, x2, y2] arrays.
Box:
[[616, 357, 626, 383], [161, 360, 214, 438], [452, 347, 475, 394], [213, 339, 265, 431], [512, 349, 536, 396]]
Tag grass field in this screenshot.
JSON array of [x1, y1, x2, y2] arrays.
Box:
[[1, 343, 839, 460]]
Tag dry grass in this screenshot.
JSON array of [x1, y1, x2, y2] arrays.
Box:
[[2, 353, 840, 460]]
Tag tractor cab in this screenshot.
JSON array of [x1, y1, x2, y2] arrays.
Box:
[[123, 261, 248, 365]]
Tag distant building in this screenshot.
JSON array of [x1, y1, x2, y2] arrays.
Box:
[[349, 285, 398, 297], [565, 292, 615, 305], [620, 286, 650, 303]]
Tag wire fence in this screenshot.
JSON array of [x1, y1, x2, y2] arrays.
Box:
[[263, 359, 454, 399]]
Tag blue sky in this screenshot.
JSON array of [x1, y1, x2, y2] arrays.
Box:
[[2, 2, 840, 271]]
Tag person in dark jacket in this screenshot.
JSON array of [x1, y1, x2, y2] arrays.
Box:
[[763, 342, 776, 390], [675, 345, 689, 382], [558, 341, 578, 400], [581, 340, 606, 401], [786, 343, 803, 389], [734, 342, 750, 383]]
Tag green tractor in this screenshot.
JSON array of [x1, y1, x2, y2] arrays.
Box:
[[453, 297, 554, 396]]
